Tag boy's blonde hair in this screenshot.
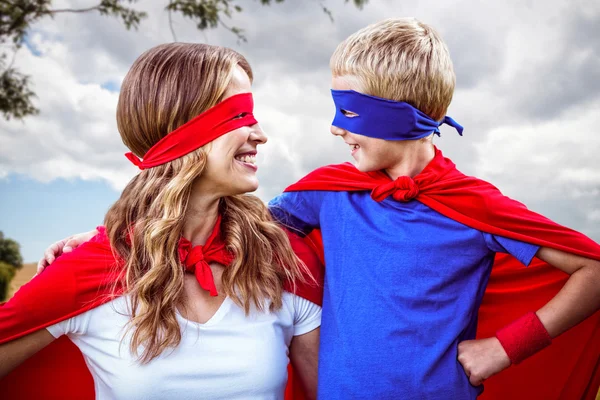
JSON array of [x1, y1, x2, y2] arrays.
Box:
[[330, 18, 455, 121]]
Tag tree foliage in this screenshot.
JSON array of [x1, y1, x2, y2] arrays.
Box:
[[0, 0, 368, 121], [0, 231, 23, 301], [0, 231, 23, 269], [0, 261, 17, 301]]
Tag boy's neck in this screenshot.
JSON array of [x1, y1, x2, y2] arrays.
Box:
[[384, 140, 435, 180]]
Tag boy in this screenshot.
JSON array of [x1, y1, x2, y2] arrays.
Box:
[[269, 18, 600, 399]]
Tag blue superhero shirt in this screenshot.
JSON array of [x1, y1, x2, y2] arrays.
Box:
[[269, 190, 539, 400]]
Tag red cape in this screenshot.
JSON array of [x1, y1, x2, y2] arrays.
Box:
[[284, 148, 600, 400], [0, 229, 324, 400]]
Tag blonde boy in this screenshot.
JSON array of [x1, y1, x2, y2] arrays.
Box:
[[269, 18, 600, 399]]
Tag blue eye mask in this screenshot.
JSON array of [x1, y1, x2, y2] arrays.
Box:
[[331, 89, 464, 140]]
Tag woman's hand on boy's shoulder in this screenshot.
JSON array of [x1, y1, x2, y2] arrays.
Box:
[[457, 337, 511, 386], [36, 229, 99, 275]]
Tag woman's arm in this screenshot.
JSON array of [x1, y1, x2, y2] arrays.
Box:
[[289, 327, 320, 400], [0, 329, 56, 378]]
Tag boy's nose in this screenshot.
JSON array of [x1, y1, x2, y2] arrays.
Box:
[[330, 125, 346, 136]]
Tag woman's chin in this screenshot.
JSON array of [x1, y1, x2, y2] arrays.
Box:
[[245, 183, 259, 193], [229, 179, 259, 196]]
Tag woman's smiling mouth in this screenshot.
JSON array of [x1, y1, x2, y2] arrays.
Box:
[[234, 152, 258, 170]]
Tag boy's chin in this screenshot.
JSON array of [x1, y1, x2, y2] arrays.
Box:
[[354, 161, 379, 173]]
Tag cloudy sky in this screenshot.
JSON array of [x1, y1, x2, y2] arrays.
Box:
[[1, 0, 598, 262]]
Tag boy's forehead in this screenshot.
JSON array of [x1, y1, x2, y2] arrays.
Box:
[[331, 75, 364, 92]]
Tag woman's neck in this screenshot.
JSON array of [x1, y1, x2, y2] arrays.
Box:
[[182, 191, 221, 246]]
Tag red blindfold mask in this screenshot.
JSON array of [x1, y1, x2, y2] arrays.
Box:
[[125, 92, 257, 170]]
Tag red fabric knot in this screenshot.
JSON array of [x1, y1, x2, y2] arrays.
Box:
[[371, 176, 420, 202], [124, 152, 144, 169], [176, 215, 234, 297], [178, 237, 218, 297]]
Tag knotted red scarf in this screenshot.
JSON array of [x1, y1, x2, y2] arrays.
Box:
[[125, 92, 257, 170], [371, 175, 420, 202], [284, 147, 600, 400], [178, 215, 234, 296]]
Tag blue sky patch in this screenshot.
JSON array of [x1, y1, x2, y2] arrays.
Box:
[[0, 175, 119, 262]]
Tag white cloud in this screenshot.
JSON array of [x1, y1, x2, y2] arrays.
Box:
[[473, 98, 600, 237], [0, 33, 136, 191], [474, 99, 600, 197], [0, 0, 599, 241]]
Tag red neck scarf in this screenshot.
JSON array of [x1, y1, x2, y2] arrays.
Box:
[[125, 93, 257, 170], [177, 215, 234, 296], [285, 146, 455, 203], [285, 147, 600, 259]]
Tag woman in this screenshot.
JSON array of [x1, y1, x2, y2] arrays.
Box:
[[0, 43, 321, 400]]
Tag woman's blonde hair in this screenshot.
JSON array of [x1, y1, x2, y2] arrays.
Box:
[[330, 18, 455, 121], [104, 43, 311, 363]]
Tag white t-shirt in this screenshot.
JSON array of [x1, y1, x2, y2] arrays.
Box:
[[47, 292, 321, 400]]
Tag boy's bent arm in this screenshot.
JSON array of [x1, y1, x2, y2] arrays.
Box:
[[0, 329, 56, 378], [533, 247, 600, 337], [458, 247, 600, 386]]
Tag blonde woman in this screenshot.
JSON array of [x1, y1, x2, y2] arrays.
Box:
[[0, 43, 321, 400]]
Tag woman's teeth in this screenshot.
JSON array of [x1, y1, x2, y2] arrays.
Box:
[[235, 154, 256, 164], [350, 144, 359, 151]]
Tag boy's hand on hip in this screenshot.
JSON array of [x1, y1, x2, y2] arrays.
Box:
[[457, 337, 511, 386]]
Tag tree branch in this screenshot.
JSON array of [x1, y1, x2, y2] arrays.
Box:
[[319, 0, 334, 23], [6, 44, 17, 70], [168, 1, 177, 41], [46, 5, 103, 14], [217, 16, 246, 43]]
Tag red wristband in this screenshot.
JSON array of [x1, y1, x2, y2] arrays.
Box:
[[495, 311, 552, 365]]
